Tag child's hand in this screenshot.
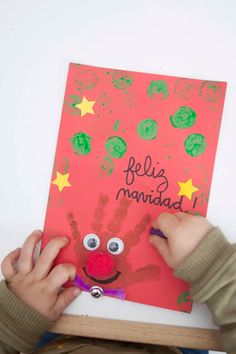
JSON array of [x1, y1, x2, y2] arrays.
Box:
[[1, 230, 80, 321], [150, 212, 213, 269]]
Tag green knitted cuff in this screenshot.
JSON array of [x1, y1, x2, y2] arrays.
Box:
[[174, 227, 235, 299], [0, 280, 52, 352]]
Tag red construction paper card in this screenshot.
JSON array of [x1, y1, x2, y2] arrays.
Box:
[[42, 63, 226, 312]]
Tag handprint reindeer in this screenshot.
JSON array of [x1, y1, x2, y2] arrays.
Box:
[[66, 194, 160, 299]]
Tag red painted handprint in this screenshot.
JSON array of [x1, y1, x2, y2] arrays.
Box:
[[66, 194, 160, 299]]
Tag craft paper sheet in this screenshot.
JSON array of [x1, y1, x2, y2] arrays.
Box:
[[42, 63, 226, 312]]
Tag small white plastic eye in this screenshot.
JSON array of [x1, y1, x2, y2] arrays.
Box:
[[107, 237, 124, 255], [83, 233, 100, 251]]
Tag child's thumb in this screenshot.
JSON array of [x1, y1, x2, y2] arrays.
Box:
[[150, 236, 169, 261]]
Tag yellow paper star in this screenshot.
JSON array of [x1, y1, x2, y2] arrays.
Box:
[[75, 96, 96, 117], [52, 172, 71, 192], [177, 178, 199, 200]]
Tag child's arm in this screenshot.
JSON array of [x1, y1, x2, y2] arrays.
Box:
[[150, 212, 236, 354], [0, 230, 80, 353]]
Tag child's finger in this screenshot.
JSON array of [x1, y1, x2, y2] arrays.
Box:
[[45, 263, 76, 292], [149, 235, 169, 261], [174, 212, 188, 221], [153, 213, 179, 239], [52, 287, 80, 319], [1, 248, 21, 280], [33, 237, 68, 279], [18, 230, 42, 274]]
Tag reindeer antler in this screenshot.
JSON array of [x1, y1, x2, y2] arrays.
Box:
[[124, 214, 151, 248], [66, 211, 80, 240], [91, 194, 109, 232], [107, 197, 132, 234]]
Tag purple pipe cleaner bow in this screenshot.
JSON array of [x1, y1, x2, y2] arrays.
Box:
[[150, 227, 167, 239], [74, 275, 126, 300]]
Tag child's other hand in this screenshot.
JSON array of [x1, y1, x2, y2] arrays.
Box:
[[1, 230, 80, 321], [150, 212, 213, 269]]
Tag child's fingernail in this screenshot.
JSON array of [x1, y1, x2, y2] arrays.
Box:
[[74, 288, 81, 297], [62, 237, 69, 242], [34, 229, 42, 235]]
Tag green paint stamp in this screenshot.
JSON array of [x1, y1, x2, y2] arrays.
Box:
[[147, 80, 168, 99], [65, 94, 81, 115], [63, 157, 69, 173], [100, 156, 114, 176], [105, 136, 127, 158], [137, 119, 157, 140], [70, 132, 92, 155], [170, 106, 196, 128], [75, 69, 98, 91], [97, 92, 111, 108], [184, 133, 207, 157], [192, 211, 203, 216], [199, 81, 222, 102], [113, 120, 120, 131], [174, 79, 196, 100], [112, 71, 133, 90], [177, 291, 192, 305]]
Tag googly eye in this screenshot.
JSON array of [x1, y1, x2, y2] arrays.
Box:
[[107, 237, 124, 255], [83, 233, 100, 251]]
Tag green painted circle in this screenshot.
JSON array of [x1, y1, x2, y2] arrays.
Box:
[[105, 136, 127, 158], [100, 156, 114, 176], [75, 69, 98, 91], [174, 79, 195, 100], [71, 132, 91, 155], [184, 133, 206, 157], [65, 94, 81, 115], [137, 119, 157, 140], [147, 80, 168, 99], [112, 71, 133, 90], [199, 81, 222, 102], [170, 106, 196, 128]]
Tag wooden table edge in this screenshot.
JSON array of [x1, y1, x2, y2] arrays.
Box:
[[50, 314, 222, 351]]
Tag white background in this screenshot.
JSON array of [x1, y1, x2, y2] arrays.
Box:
[[1, 1, 236, 352]]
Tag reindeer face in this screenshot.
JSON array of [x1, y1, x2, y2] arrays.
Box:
[[66, 194, 160, 297], [82, 234, 124, 284]]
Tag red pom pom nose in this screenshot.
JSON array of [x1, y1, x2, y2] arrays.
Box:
[[86, 252, 115, 278]]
